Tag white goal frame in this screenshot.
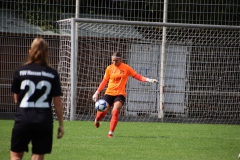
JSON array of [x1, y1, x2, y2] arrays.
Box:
[[58, 18, 240, 121]]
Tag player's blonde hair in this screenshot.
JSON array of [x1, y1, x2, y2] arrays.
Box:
[[25, 38, 50, 66], [112, 52, 122, 58]]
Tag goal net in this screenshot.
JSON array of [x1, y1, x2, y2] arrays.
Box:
[[58, 18, 240, 124]]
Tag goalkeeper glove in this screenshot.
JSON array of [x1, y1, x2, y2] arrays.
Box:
[[146, 78, 158, 83], [92, 91, 100, 102]]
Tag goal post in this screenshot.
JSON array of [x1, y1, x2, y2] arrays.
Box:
[[58, 18, 240, 123]]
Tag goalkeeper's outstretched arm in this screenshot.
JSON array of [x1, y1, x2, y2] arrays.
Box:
[[133, 74, 158, 83]]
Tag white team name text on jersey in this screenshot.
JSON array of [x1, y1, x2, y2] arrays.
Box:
[[19, 70, 55, 78]]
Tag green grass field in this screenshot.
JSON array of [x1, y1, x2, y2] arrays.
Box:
[[0, 120, 239, 160]]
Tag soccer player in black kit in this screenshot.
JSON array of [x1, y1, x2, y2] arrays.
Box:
[[10, 38, 64, 160]]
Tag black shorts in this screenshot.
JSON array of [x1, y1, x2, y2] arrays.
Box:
[[103, 94, 125, 107], [11, 126, 53, 154]]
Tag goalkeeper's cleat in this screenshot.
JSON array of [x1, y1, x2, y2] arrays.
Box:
[[94, 121, 100, 128], [108, 131, 113, 138], [108, 133, 113, 138]]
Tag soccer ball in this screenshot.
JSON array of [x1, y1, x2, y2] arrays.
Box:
[[95, 99, 107, 112]]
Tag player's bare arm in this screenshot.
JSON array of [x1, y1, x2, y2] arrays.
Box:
[[53, 96, 64, 139]]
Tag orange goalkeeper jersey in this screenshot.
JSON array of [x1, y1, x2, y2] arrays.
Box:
[[103, 63, 137, 97]]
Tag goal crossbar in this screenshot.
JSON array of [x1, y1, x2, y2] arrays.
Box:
[[58, 18, 240, 30]]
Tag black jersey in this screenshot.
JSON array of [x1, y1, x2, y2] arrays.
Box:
[[11, 63, 62, 128]]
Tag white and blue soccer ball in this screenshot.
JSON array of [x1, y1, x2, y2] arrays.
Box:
[[95, 99, 107, 112]]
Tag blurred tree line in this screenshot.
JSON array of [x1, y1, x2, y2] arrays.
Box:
[[1, 0, 239, 32]]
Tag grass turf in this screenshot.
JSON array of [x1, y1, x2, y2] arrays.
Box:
[[0, 120, 239, 160]]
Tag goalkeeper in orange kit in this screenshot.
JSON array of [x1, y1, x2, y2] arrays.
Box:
[[92, 52, 158, 138]]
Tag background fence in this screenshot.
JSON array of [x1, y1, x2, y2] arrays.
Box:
[[0, 0, 239, 124]]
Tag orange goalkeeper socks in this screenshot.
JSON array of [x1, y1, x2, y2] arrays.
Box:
[[95, 110, 107, 122], [109, 110, 119, 132]]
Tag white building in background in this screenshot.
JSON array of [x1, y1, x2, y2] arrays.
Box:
[[126, 43, 188, 117]]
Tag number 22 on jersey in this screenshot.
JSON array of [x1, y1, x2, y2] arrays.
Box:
[[20, 80, 51, 108]]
